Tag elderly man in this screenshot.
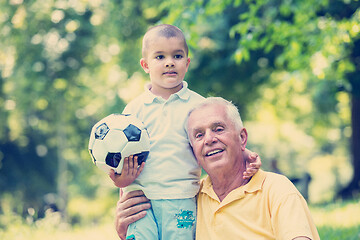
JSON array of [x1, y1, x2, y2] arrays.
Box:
[[187, 97, 319, 240], [115, 97, 320, 240]]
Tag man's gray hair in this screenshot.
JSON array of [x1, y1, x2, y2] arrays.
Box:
[[186, 97, 244, 133]]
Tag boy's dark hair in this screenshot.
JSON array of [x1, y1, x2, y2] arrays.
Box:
[[142, 24, 189, 57]]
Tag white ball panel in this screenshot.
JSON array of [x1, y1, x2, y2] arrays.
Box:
[[91, 140, 109, 162], [104, 114, 147, 132], [121, 141, 147, 159], [95, 161, 112, 174], [103, 130, 128, 152], [104, 114, 133, 130], [139, 130, 151, 149], [114, 160, 124, 174]]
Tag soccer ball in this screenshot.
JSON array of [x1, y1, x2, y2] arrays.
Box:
[[88, 113, 150, 174]]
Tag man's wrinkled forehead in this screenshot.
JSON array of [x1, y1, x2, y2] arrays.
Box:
[[188, 104, 225, 129]]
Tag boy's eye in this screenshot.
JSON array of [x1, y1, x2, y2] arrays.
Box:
[[174, 54, 183, 59], [156, 55, 165, 60]]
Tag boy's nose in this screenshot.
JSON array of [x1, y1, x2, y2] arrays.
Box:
[[165, 61, 175, 68]]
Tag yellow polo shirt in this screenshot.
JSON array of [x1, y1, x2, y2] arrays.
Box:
[[196, 170, 320, 240]]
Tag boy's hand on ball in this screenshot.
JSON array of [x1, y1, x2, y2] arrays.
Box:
[[109, 156, 145, 188]]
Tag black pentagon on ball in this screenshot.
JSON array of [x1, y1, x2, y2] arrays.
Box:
[[95, 123, 110, 140], [133, 151, 150, 165], [123, 124, 142, 141], [106, 152, 121, 168]]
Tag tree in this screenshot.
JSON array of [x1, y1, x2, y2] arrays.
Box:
[[161, 0, 360, 198], [0, 0, 165, 218]]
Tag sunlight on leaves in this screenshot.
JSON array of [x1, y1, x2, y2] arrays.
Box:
[[11, 5, 26, 28]]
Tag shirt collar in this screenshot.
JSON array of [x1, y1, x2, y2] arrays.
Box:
[[200, 175, 218, 201], [143, 81, 190, 104], [200, 169, 266, 200], [242, 169, 266, 193]]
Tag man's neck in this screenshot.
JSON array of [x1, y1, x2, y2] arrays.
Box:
[[211, 170, 250, 202]]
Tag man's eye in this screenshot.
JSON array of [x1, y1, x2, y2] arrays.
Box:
[[156, 55, 164, 60], [215, 127, 224, 132], [195, 133, 203, 139]]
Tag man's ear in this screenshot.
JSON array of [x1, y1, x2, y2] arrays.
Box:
[[140, 58, 149, 73], [240, 128, 248, 151]]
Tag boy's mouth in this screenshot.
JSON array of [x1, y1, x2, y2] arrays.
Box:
[[163, 71, 177, 75]]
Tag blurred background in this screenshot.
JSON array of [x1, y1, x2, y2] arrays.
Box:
[[0, 0, 359, 239]]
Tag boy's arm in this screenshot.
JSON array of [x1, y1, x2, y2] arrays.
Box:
[[243, 148, 261, 179], [109, 156, 145, 188]]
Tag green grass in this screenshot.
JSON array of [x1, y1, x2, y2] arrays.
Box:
[[318, 226, 360, 240], [311, 200, 360, 239], [0, 210, 118, 240], [0, 198, 359, 239]]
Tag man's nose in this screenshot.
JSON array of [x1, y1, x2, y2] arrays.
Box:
[[204, 131, 217, 145]]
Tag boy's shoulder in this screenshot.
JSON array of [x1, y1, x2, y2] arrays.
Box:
[[182, 84, 204, 104], [126, 91, 148, 105], [187, 88, 204, 100], [122, 91, 149, 114]]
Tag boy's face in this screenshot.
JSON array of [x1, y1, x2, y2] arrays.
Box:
[[140, 35, 190, 98]]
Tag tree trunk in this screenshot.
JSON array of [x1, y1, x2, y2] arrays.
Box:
[[338, 39, 360, 199], [351, 95, 360, 190], [57, 97, 68, 221], [338, 89, 360, 199]]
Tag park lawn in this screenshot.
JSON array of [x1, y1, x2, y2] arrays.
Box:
[[318, 225, 360, 240], [311, 200, 360, 240], [0, 199, 359, 240], [0, 213, 118, 240], [0, 223, 118, 240]]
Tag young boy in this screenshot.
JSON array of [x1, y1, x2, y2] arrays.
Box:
[[109, 24, 260, 240]]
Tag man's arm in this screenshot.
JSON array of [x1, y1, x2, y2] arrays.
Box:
[[271, 177, 320, 240], [115, 189, 150, 239]]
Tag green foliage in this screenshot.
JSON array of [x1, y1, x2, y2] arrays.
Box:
[[165, 0, 359, 199], [0, 0, 359, 222]]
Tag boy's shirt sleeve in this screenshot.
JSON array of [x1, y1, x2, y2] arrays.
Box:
[[122, 100, 136, 115], [122, 104, 131, 114]]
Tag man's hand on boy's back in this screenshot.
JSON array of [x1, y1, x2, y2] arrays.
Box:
[[109, 156, 145, 188]]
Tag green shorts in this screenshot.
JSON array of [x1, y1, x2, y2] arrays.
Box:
[[126, 197, 196, 240]]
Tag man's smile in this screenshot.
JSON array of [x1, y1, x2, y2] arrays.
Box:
[[205, 148, 224, 157]]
